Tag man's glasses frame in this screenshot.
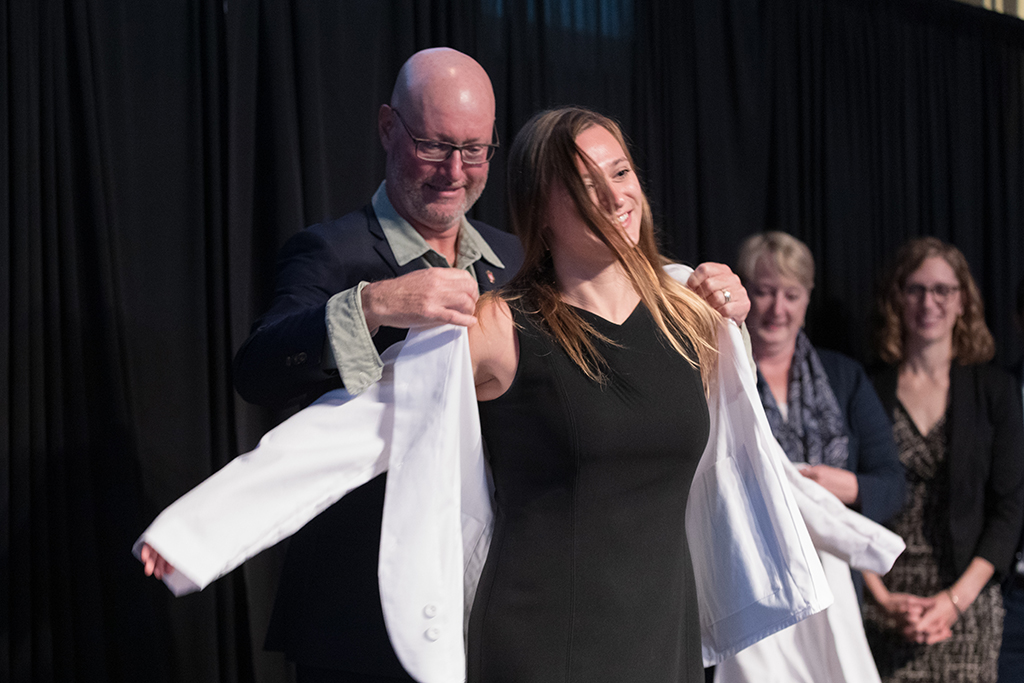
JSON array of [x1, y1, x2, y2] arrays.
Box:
[[392, 108, 499, 165]]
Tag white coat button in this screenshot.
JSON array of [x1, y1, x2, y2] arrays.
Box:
[[425, 627, 441, 641], [423, 604, 438, 618]]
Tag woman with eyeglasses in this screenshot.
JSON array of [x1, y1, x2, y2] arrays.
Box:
[[861, 237, 1024, 683]]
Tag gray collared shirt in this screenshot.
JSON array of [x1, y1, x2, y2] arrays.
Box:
[[324, 182, 504, 394]]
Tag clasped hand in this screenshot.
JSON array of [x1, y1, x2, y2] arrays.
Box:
[[879, 590, 958, 644]]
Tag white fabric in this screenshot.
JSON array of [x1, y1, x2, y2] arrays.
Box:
[[713, 463, 905, 683], [715, 551, 881, 683], [781, 461, 905, 574], [135, 327, 481, 682], [709, 372, 907, 681], [136, 265, 853, 681], [377, 320, 493, 674], [680, 294, 833, 664]]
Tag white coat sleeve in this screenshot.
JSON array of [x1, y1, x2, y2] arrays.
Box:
[[131, 355, 399, 595], [783, 461, 904, 574], [665, 263, 833, 666]]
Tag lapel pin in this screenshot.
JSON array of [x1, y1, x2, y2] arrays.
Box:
[[486, 269, 495, 284]]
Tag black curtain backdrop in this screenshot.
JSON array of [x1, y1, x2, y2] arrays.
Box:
[[4, 0, 1024, 681]]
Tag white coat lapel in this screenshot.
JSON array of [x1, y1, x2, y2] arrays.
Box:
[[378, 324, 488, 683]]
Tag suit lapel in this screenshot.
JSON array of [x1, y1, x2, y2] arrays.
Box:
[[946, 364, 973, 515], [471, 261, 502, 292], [948, 362, 964, 440]]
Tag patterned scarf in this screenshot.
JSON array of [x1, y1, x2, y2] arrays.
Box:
[[757, 330, 850, 469]]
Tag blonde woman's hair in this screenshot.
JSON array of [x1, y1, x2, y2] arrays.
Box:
[[874, 237, 994, 365], [501, 106, 719, 389], [736, 231, 815, 291]]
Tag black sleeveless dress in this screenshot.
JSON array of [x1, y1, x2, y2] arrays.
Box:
[[468, 303, 710, 683]]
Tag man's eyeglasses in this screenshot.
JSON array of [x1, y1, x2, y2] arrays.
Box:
[[902, 283, 961, 303], [392, 108, 498, 165]]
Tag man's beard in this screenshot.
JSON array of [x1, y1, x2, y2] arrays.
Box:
[[399, 180, 483, 231]]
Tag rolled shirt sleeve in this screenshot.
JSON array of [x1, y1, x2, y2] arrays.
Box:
[[325, 282, 385, 396]]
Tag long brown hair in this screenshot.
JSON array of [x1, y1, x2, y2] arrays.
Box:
[[501, 106, 719, 389], [874, 237, 994, 365]]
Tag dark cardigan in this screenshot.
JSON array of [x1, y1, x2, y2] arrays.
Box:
[[871, 363, 1024, 578], [816, 349, 905, 524]]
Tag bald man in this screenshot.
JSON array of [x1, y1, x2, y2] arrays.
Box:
[[233, 49, 522, 682]]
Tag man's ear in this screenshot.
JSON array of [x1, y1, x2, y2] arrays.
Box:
[[378, 104, 394, 147]]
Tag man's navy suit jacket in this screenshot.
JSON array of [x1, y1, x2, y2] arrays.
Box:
[[233, 204, 522, 675]]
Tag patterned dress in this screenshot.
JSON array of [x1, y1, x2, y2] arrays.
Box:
[[862, 406, 1004, 683]]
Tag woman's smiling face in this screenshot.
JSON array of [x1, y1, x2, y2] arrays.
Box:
[[747, 257, 811, 353], [543, 124, 643, 258], [900, 255, 963, 348]]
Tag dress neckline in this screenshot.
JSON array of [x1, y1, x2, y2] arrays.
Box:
[[895, 400, 947, 440], [568, 300, 643, 328]]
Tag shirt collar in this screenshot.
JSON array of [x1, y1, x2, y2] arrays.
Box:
[[372, 182, 504, 270]]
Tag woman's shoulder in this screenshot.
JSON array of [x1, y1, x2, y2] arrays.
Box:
[[814, 347, 869, 390], [814, 347, 863, 373], [471, 295, 516, 346], [952, 362, 1020, 400]]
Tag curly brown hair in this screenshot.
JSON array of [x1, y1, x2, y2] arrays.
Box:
[[874, 237, 994, 365]]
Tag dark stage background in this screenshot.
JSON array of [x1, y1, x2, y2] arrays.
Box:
[[5, 0, 1024, 681]]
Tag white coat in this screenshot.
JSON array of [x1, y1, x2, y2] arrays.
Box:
[[136, 266, 901, 682]]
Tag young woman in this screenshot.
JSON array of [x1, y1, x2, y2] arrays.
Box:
[[465, 107, 746, 682]]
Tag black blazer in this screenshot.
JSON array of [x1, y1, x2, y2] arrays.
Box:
[[1010, 360, 1024, 580], [234, 205, 522, 675], [234, 204, 523, 407], [816, 349, 904, 525], [871, 363, 1024, 578]]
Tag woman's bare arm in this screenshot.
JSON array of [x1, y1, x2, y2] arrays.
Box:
[[469, 296, 518, 401]]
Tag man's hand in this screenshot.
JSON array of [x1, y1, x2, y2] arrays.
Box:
[[140, 542, 175, 580], [687, 262, 750, 324], [361, 268, 480, 333]]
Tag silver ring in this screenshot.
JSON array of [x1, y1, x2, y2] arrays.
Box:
[[722, 289, 732, 303]]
